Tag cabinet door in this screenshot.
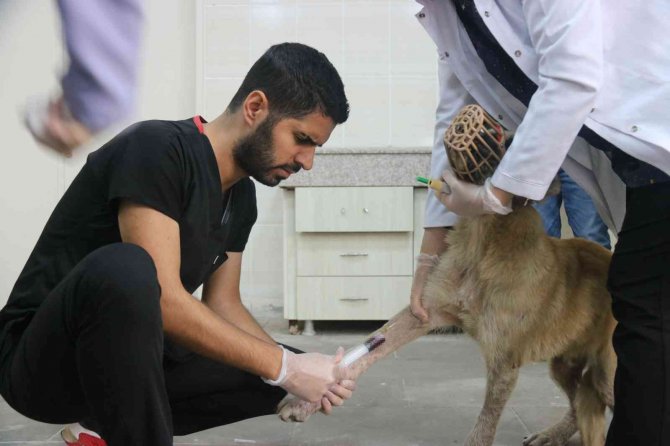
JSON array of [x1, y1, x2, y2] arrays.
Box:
[[296, 276, 411, 320], [295, 187, 413, 232], [297, 232, 413, 276]]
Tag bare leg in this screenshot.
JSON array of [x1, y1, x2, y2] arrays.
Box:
[[277, 306, 455, 421], [464, 361, 519, 446], [523, 357, 583, 446]]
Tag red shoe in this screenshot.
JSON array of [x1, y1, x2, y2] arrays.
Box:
[[60, 423, 107, 446]]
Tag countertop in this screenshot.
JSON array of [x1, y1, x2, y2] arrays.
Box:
[[279, 147, 432, 188]]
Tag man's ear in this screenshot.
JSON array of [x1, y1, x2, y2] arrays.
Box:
[[242, 90, 269, 127]]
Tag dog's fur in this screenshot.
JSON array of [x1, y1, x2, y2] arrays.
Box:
[[278, 204, 616, 446]]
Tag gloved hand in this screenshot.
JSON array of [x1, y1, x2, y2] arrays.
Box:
[[320, 377, 357, 415], [264, 346, 348, 403], [410, 253, 440, 323], [435, 170, 512, 217]]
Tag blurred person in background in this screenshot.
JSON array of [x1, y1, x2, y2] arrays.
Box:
[[24, 0, 143, 157]]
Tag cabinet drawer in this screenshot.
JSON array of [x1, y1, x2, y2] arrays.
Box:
[[297, 232, 413, 276], [296, 276, 411, 320], [295, 187, 413, 232]]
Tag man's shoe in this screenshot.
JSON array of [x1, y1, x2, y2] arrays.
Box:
[[60, 423, 107, 446]]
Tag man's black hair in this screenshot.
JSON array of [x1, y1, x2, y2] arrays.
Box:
[[227, 43, 349, 124]]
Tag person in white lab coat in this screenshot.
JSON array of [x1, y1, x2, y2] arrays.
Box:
[[409, 1, 670, 445]]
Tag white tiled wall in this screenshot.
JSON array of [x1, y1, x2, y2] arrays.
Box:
[[197, 1, 439, 305]]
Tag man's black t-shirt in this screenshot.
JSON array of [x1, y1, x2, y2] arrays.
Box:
[[0, 116, 257, 366]]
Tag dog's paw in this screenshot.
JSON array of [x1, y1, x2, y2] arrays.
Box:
[[522, 431, 569, 446], [277, 395, 321, 422]]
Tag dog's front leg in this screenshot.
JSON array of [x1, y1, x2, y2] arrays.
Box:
[[347, 305, 454, 378], [464, 361, 520, 446], [277, 306, 454, 422]]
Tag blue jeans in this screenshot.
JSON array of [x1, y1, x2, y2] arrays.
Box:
[[533, 169, 611, 250]]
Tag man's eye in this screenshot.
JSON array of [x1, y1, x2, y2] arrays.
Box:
[[296, 134, 312, 145]]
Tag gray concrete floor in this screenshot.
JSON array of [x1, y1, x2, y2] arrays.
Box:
[[0, 307, 607, 445]]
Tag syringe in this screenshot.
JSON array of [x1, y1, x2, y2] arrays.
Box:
[[340, 334, 386, 368]]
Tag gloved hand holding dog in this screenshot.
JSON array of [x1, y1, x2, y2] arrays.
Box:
[[434, 170, 513, 217], [264, 346, 357, 410]]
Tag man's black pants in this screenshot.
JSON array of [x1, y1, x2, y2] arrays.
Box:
[[606, 182, 670, 445], [0, 243, 289, 446]]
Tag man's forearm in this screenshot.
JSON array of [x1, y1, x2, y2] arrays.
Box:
[[206, 299, 275, 344], [161, 287, 282, 380]]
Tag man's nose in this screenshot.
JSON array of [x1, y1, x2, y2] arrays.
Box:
[[295, 147, 315, 171]]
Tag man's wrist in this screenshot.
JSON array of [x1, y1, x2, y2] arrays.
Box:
[[490, 185, 513, 208], [483, 179, 513, 215], [262, 345, 288, 386]]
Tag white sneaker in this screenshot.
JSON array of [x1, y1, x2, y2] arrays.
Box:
[[60, 423, 107, 446]]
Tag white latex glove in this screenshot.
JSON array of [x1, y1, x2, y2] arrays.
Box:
[[320, 378, 357, 415], [410, 253, 440, 323], [436, 170, 512, 217], [264, 346, 346, 403]]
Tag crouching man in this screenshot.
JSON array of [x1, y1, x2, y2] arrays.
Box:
[[0, 43, 355, 446]]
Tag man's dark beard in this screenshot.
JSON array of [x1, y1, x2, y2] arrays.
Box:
[[232, 116, 302, 186]]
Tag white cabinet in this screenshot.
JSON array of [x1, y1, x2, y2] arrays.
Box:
[[283, 186, 427, 333]]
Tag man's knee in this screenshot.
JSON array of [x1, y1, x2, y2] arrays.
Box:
[[79, 243, 161, 316]]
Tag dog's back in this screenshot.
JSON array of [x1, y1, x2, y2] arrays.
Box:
[[426, 206, 613, 355]]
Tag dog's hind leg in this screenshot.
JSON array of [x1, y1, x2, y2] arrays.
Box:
[[572, 345, 615, 446], [592, 345, 616, 411], [464, 360, 520, 446], [575, 367, 608, 446], [278, 306, 457, 422], [523, 356, 583, 446]]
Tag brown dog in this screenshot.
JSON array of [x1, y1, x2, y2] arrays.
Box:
[[277, 202, 616, 446]]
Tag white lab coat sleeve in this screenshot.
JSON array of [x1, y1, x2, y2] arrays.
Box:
[[424, 54, 475, 228], [491, 0, 603, 201]]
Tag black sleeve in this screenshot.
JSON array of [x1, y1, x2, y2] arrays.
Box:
[[226, 179, 258, 252], [106, 123, 186, 221]]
